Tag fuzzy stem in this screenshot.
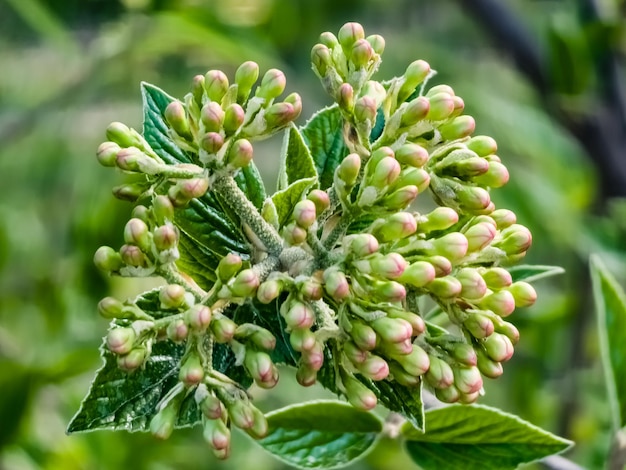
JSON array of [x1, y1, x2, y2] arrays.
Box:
[[157, 266, 206, 301]]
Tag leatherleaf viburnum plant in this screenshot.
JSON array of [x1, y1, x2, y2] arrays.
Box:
[[69, 22, 573, 470]]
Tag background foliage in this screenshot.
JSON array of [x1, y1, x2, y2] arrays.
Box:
[[1, 0, 626, 468]]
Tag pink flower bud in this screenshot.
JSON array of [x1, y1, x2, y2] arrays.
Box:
[[338, 22, 365, 50], [323, 268, 351, 301], [283, 222, 307, 245], [464, 221, 497, 252], [210, 316, 237, 343], [463, 311, 495, 339], [344, 233, 379, 257], [372, 280, 406, 302], [257, 68, 286, 101], [217, 253, 242, 282], [450, 95, 465, 117], [398, 60, 431, 102], [366, 34, 385, 54], [284, 92, 303, 120], [474, 161, 510, 188], [191, 74, 205, 105], [311, 44, 332, 77], [370, 253, 407, 279], [245, 350, 279, 389], [483, 332, 514, 362], [336, 153, 362, 186], [227, 400, 255, 430], [395, 143, 429, 168], [337, 82, 355, 111], [117, 347, 147, 371], [96, 141, 121, 167], [480, 267, 513, 289], [371, 317, 413, 344], [200, 102, 225, 133], [369, 157, 401, 188], [200, 132, 224, 154], [350, 321, 378, 351], [298, 278, 323, 301], [383, 185, 419, 210], [230, 268, 259, 297], [124, 218, 151, 252], [425, 255, 453, 277], [457, 186, 492, 213], [289, 327, 316, 352], [120, 244, 148, 267], [508, 281, 537, 308], [265, 102, 297, 129], [149, 401, 178, 440], [449, 342, 478, 366], [427, 276, 463, 299], [453, 366, 483, 394], [296, 364, 318, 387], [179, 354, 205, 386], [97, 297, 124, 319], [357, 354, 389, 381], [223, 103, 245, 133], [490, 209, 517, 229], [394, 168, 431, 194], [113, 183, 146, 202], [387, 309, 425, 336], [476, 348, 504, 379], [235, 60, 259, 103], [165, 101, 191, 138], [343, 341, 368, 364], [159, 284, 187, 309], [426, 92, 455, 121], [425, 355, 455, 389], [350, 38, 374, 67], [373, 212, 417, 242], [176, 177, 210, 200], [495, 320, 520, 345], [107, 327, 136, 355], [246, 406, 269, 440], [166, 318, 189, 343], [343, 375, 377, 411], [227, 138, 254, 169], [204, 70, 229, 103], [400, 96, 430, 127], [479, 290, 516, 317], [293, 199, 317, 228], [432, 232, 468, 262], [301, 341, 325, 371], [153, 224, 179, 252], [392, 345, 430, 377], [106, 121, 142, 148], [307, 189, 330, 214], [419, 207, 459, 233], [438, 115, 476, 140], [284, 301, 315, 329], [435, 384, 461, 403], [467, 135, 498, 157], [184, 304, 212, 331], [94, 246, 123, 272], [153, 195, 175, 223], [354, 96, 377, 123], [257, 279, 281, 304], [199, 393, 224, 420], [456, 267, 488, 300]]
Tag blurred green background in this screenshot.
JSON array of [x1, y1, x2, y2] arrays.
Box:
[[2, 0, 626, 468]]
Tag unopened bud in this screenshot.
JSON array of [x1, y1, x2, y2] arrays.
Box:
[[425, 355, 455, 389], [479, 289, 516, 317], [112, 183, 146, 201], [383, 185, 418, 209], [366, 34, 385, 55], [106, 121, 142, 148], [490, 209, 517, 229], [372, 279, 406, 302], [439, 115, 476, 140], [388, 362, 420, 387], [307, 189, 330, 215], [476, 348, 504, 379], [199, 132, 224, 155], [464, 222, 497, 252], [453, 366, 483, 394], [311, 44, 332, 77], [387, 309, 425, 336], [179, 354, 204, 386], [301, 341, 324, 371], [149, 401, 178, 440], [203, 417, 231, 454], [284, 301, 315, 329], [344, 233, 379, 257], [290, 327, 316, 352], [170, 177, 210, 204], [299, 278, 323, 301], [235, 60, 259, 103], [427, 276, 462, 299], [257, 68, 286, 101], [431, 232, 468, 262], [480, 267, 512, 289], [217, 253, 242, 282], [296, 364, 318, 387], [343, 341, 368, 364], [457, 185, 492, 213], [336, 153, 361, 187], [338, 22, 365, 51], [245, 350, 279, 389], [245, 406, 269, 439], [373, 212, 417, 242], [293, 199, 317, 228], [223, 103, 245, 133], [94, 246, 123, 272], [343, 375, 377, 411], [117, 347, 147, 371], [463, 311, 495, 339], [357, 354, 389, 381], [474, 161, 509, 188], [508, 281, 537, 308], [229, 268, 259, 297], [166, 101, 193, 140], [435, 384, 461, 403], [371, 317, 413, 344], [419, 206, 459, 233], [191, 74, 205, 105], [370, 253, 407, 279], [354, 96, 377, 123], [323, 269, 350, 301], [167, 318, 189, 342], [456, 267, 488, 300], [369, 157, 401, 188], [153, 224, 178, 251], [495, 320, 520, 345], [449, 342, 478, 366], [120, 243, 148, 267], [211, 316, 237, 343], [401, 96, 430, 127], [395, 143, 429, 168], [350, 38, 374, 68], [257, 279, 281, 304], [107, 327, 136, 355], [450, 95, 465, 117], [284, 92, 303, 119], [204, 70, 229, 103], [265, 102, 297, 129], [124, 218, 151, 252], [97, 297, 124, 319], [153, 195, 175, 223], [350, 321, 377, 351], [426, 84, 455, 97], [467, 135, 498, 157], [399, 60, 431, 102], [227, 138, 254, 169], [392, 345, 430, 377], [394, 168, 431, 194], [426, 93, 455, 121], [96, 141, 121, 167], [337, 83, 354, 111], [184, 304, 212, 331], [160, 284, 187, 309], [483, 332, 514, 362], [283, 222, 307, 245], [495, 224, 532, 255]]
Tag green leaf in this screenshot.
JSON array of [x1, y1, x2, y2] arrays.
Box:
[[234, 163, 266, 210], [590, 254, 626, 431], [403, 404, 573, 470], [271, 176, 318, 227], [67, 290, 246, 433], [300, 105, 349, 190], [361, 378, 424, 431], [277, 124, 318, 191], [257, 400, 382, 469], [507, 265, 565, 283]]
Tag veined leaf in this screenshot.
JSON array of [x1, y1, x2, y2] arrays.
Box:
[[403, 404, 573, 470], [271, 176, 318, 227], [507, 265, 565, 283], [277, 124, 318, 191], [361, 377, 424, 431]]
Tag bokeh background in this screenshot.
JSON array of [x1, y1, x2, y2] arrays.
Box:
[[1, 0, 626, 468]]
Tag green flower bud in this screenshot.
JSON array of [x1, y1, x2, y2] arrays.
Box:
[[200, 102, 225, 133], [338, 22, 365, 51], [343, 374, 377, 411], [153, 224, 179, 252], [438, 115, 476, 140], [343, 341, 368, 364], [350, 321, 378, 351], [453, 365, 483, 394], [456, 267, 488, 300], [344, 233, 379, 257], [257, 279, 281, 304], [153, 195, 174, 223], [235, 60, 259, 103], [479, 289, 516, 317], [337, 83, 355, 111], [395, 143, 429, 168], [467, 135, 498, 157], [418, 206, 459, 233], [383, 185, 419, 209], [283, 222, 307, 245], [400, 96, 430, 127], [166, 318, 189, 343], [257, 68, 286, 101], [378, 338, 413, 356], [204, 70, 229, 103], [438, 156, 489, 179], [290, 327, 316, 352], [336, 153, 361, 187], [217, 253, 242, 282], [370, 253, 407, 279], [476, 347, 504, 379], [107, 327, 136, 355], [393, 168, 431, 194], [298, 278, 323, 301], [426, 92, 455, 121], [191, 74, 205, 105], [159, 284, 187, 310], [94, 246, 123, 272], [350, 38, 374, 68], [480, 267, 512, 289], [227, 138, 254, 169], [388, 361, 420, 387], [311, 44, 332, 77], [301, 341, 324, 371], [373, 212, 417, 242], [369, 156, 401, 188], [431, 232, 468, 262], [357, 354, 389, 381], [474, 161, 509, 188], [427, 276, 463, 299], [483, 332, 514, 362], [112, 183, 146, 201], [464, 221, 497, 252], [115, 147, 155, 173], [149, 400, 179, 440], [398, 60, 431, 102], [235, 325, 276, 350], [457, 185, 493, 213], [391, 345, 430, 377], [371, 317, 413, 344], [198, 392, 224, 420], [450, 95, 465, 117], [120, 243, 148, 267], [169, 177, 210, 205], [96, 141, 121, 167], [371, 279, 406, 302], [203, 416, 231, 452], [426, 84, 455, 97], [323, 268, 350, 301], [184, 304, 212, 331], [293, 199, 317, 229], [354, 96, 377, 123], [425, 355, 455, 389], [307, 189, 330, 214], [230, 268, 259, 297], [494, 224, 533, 256], [117, 347, 147, 371], [284, 92, 303, 119], [296, 364, 318, 387], [210, 316, 237, 343], [164, 101, 192, 138], [387, 309, 426, 336], [245, 350, 279, 389], [179, 354, 204, 386], [223, 103, 245, 133], [319, 31, 339, 48], [265, 102, 297, 129], [283, 301, 315, 329], [366, 34, 385, 55], [490, 209, 517, 229], [463, 311, 495, 339], [245, 406, 269, 439], [495, 320, 520, 345], [507, 281, 537, 308], [435, 384, 461, 403], [449, 342, 478, 366], [123, 218, 151, 252], [106, 121, 143, 148], [131, 205, 150, 222], [98, 296, 124, 319]]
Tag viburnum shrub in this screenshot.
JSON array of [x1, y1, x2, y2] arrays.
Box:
[[69, 22, 573, 469]]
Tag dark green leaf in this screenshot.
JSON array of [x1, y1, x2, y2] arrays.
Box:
[[361, 377, 424, 431], [300, 105, 349, 190], [234, 163, 266, 210], [0, 361, 34, 450], [403, 404, 573, 470], [257, 400, 382, 469], [507, 265, 565, 283], [277, 124, 318, 191], [590, 254, 626, 431], [271, 176, 318, 227]]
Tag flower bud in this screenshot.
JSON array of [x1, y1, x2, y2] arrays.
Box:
[[245, 406, 269, 440], [395, 143, 429, 168], [94, 246, 123, 272], [229, 268, 259, 297], [115, 147, 152, 173], [96, 141, 121, 167], [467, 135, 498, 156], [398, 60, 431, 102], [393, 168, 431, 194], [435, 385, 461, 403], [191, 74, 205, 105], [418, 207, 459, 233], [366, 34, 385, 54], [344, 233, 379, 257], [257, 68, 286, 101], [371, 279, 406, 302], [211, 316, 237, 343], [319, 31, 339, 48], [112, 183, 146, 201], [463, 311, 495, 339], [351, 38, 374, 68], [323, 268, 350, 301], [124, 218, 151, 252], [167, 318, 189, 342], [388, 362, 420, 387], [383, 185, 418, 209], [476, 347, 504, 379], [483, 332, 514, 362], [490, 209, 517, 229], [400, 96, 430, 127], [235, 60, 259, 103], [158, 285, 186, 310], [464, 222, 497, 252], [479, 290, 516, 317], [392, 345, 430, 377], [257, 279, 281, 304], [169, 178, 210, 205], [283, 222, 307, 245], [428, 276, 462, 299], [217, 254, 242, 283], [284, 301, 315, 329], [337, 83, 354, 111], [354, 96, 377, 123], [179, 354, 204, 386], [350, 321, 377, 351], [152, 195, 174, 223], [311, 44, 332, 77], [449, 342, 478, 366], [199, 132, 224, 154], [289, 327, 316, 352], [371, 317, 413, 344], [357, 354, 389, 381], [370, 253, 407, 279], [373, 212, 417, 242], [120, 243, 148, 267], [293, 199, 317, 229], [301, 341, 325, 371], [265, 102, 297, 129], [245, 350, 279, 389], [184, 304, 212, 331], [149, 400, 178, 440], [204, 70, 229, 103], [474, 161, 509, 188], [379, 338, 414, 356], [98, 296, 124, 319], [203, 417, 231, 453], [387, 309, 425, 336], [438, 115, 476, 140], [296, 364, 318, 387], [227, 138, 254, 169], [338, 22, 365, 52], [299, 278, 323, 301], [431, 232, 468, 262], [343, 341, 368, 364], [199, 392, 224, 420], [495, 224, 532, 255], [336, 153, 361, 187], [131, 205, 150, 222], [223, 103, 245, 133], [106, 121, 142, 148], [308, 189, 330, 214], [426, 93, 455, 121], [480, 267, 512, 289], [450, 95, 465, 117], [425, 255, 453, 277], [508, 281, 537, 308], [153, 224, 179, 252], [369, 157, 401, 188], [456, 267, 488, 300], [425, 355, 455, 389], [117, 347, 147, 371], [459, 391, 480, 404], [343, 375, 377, 411], [164, 101, 192, 138], [495, 320, 520, 345], [453, 366, 483, 394], [107, 327, 136, 355]]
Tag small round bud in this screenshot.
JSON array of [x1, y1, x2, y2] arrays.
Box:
[[463, 312, 495, 339], [117, 347, 147, 371], [200, 132, 224, 155], [257, 68, 286, 101], [223, 103, 245, 133], [399, 60, 431, 101], [293, 199, 317, 229], [457, 186, 493, 213], [425, 355, 455, 389], [439, 115, 476, 140], [435, 385, 461, 403], [112, 183, 146, 201], [94, 246, 123, 272], [153, 195, 175, 223], [191, 74, 205, 105], [284, 92, 303, 119], [296, 364, 318, 387], [392, 345, 430, 377], [432, 232, 468, 262], [343, 341, 368, 364], [401, 96, 430, 127], [388, 362, 420, 387], [453, 366, 483, 394], [319, 31, 339, 48], [419, 207, 459, 232], [467, 135, 498, 157], [344, 233, 379, 257], [107, 327, 136, 355], [338, 22, 365, 51], [179, 354, 204, 386], [350, 321, 377, 351], [245, 350, 279, 389], [153, 224, 179, 251], [483, 332, 514, 362], [366, 34, 385, 55], [350, 38, 374, 67], [131, 205, 150, 222], [456, 267, 488, 300], [369, 157, 401, 188], [166, 318, 189, 343], [371, 317, 413, 344], [120, 244, 148, 267], [490, 209, 517, 229], [449, 342, 478, 366], [199, 393, 224, 420], [217, 253, 242, 282], [323, 269, 350, 301], [476, 348, 504, 379], [299, 278, 323, 301], [283, 222, 307, 245], [354, 96, 377, 123], [395, 168, 431, 194], [427, 276, 463, 299], [257, 279, 281, 304], [246, 406, 269, 439], [124, 218, 151, 251], [508, 281, 537, 308], [357, 354, 389, 381], [387, 309, 425, 336], [479, 290, 516, 317], [370, 253, 407, 279], [395, 143, 429, 168], [372, 280, 406, 302], [230, 268, 259, 297], [284, 301, 315, 329], [426, 92, 455, 121], [203, 417, 231, 453], [301, 341, 324, 371], [495, 320, 520, 345], [427, 84, 455, 96], [235, 60, 260, 103], [480, 267, 513, 289], [265, 102, 297, 129], [337, 83, 354, 111], [149, 401, 178, 440], [425, 255, 453, 277], [159, 284, 187, 309], [343, 375, 377, 411], [96, 141, 121, 167], [464, 222, 497, 252], [373, 212, 417, 242], [450, 95, 465, 117], [227, 138, 254, 169], [184, 304, 212, 331], [496, 224, 533, 255], [204, 70, 229, 103], [307, 189, 331, 214], [289, 327, 316, 352], [211, 316, 237, 343], [311, 44, 332, 77], [474, 161, 510, 188], [98, 296, 124, 319], [383, 185, 419, 209], [106, 121, 142, 148], [172, 177, 210, 202], [336, 153, 362, 186], [164, 101, 191, 138]]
